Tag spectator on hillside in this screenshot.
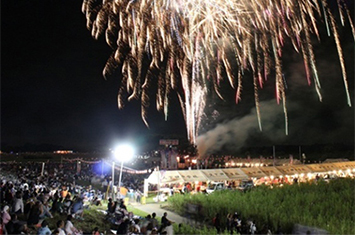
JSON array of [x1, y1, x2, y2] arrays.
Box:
[[51, 197, 62, 214], [61, 186, 69, 199], [160, 212, 174, 235], [40, 201, 53, 219], [24, 198, 35, 217], [4, 184, 14, 204], [63, 195, 73, 215], [56, 220, 66, 235], [12, 191, 24, 215], [139, 214, 152, 233], [91, 227, 100, 235], [0, 218, 7, 235], [119, 199, 127, 211], [5, 213, 25, 234], [129, 219, 141, 234], [37, 220, 52, 235], [71, 198, 84, 219], [23, 185, 30, 201], [1, 206, 11, 225], [27, 201, 43, 226], [65, 215, 82, 235], [91, 196, 101, 206], [116, 217, 130, 235], [151, 212, 159, 229], [107, 198, 114, 213]]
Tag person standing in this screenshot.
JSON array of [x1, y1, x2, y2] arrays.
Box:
[[213, 213, 221, 234], [250, 221, 257, 235], [12, 192, 24, 215], [226, 213, 233, 234]]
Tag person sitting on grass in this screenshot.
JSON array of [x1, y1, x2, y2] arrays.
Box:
[[151, 212, 159, 229], [37, 220, 51, 235], [56, 220, 66, 235], [159, 212, 174, 235], [63, 195, 73, 215], [40, 201, 54, 220], [107, 198, 114, 213], [27, 201, 43, 227], [64, 215, 82, 235], [91, 227, 100, 235], [71, 198, 84, 220], [0, 218, 7, 235], [5, 213, 25, 234], [1, 206, 11, 225], [12, 191, 24, 215]]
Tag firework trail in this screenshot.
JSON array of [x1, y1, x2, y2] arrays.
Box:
[[82, 0, 354, 143]]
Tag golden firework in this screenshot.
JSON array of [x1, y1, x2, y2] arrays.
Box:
[[82, 0, 354, 143]]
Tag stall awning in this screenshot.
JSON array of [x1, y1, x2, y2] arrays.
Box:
[[201, 169, 230, 181], [160, 170, 185, 183], [275, 166, 306, 176], [332, 161, 355, 171], [260, 167, 284, 177], [306, 163, 339, 173], [221, 168, 249, 180], [146, 161, 355, 184], [288, 165, 312, 174], [240, 167, 266, 178], [176, 170, 209, 182]]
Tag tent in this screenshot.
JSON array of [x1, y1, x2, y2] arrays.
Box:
[[260, 167, 284, 177], [240, 167, 266, 178], [146, 161, 355, 184], [306, 163, 339, 173], [220, 168, 249, 180]]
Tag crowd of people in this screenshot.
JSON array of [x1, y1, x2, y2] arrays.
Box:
[[0, 160, 180, 235], [0, 161, 99, 234], [105, 198, 175, 235]]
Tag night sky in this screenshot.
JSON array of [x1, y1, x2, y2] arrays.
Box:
[[1, 1, 354, 154]]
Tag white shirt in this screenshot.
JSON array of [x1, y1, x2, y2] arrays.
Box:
[[65, 220, 75, 235], [12, 198, 24, 213], [58, 228, 66, 235]]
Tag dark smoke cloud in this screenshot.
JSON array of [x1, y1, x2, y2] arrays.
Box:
[[197, 36, 354, 157]]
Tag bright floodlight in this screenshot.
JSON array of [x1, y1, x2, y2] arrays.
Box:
[[113, 144, 134, 162]]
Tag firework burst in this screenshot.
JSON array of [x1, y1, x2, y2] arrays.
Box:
[[82, 0, 354, 143]]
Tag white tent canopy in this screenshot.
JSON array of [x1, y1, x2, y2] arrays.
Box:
[[146, 161, 355, 184]]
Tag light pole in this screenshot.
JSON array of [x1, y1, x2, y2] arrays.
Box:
[[113, 144, 134, 199], [111, 161, 115, 200]]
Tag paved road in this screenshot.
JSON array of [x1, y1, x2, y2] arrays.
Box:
[[130, 202, 200, 226]]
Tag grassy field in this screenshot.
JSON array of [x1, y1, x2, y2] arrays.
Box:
[[44, 205, 111, 234], [42, 202, 220, 234], [167, 178, 355, 234]]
